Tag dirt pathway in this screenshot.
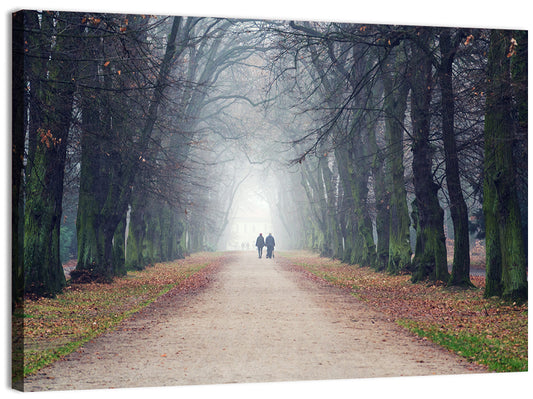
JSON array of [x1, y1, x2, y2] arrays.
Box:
[[23, 252, 485, 391]]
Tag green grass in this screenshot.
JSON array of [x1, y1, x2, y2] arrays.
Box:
[[398, 319, 528, 372], [13, 253, 225, 383]]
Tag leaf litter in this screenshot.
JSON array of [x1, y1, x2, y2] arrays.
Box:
[[14, 252, 228, 380], [277, 251, 527, 372]]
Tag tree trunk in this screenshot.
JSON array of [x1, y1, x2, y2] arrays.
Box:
[[25, 11, 51, 175], [381, 60, 412, 274], [438, 28, 473, 287], [23, 12, 81, 295], [300, 158, 330, 256], [365, 66, 389, 271], [335, 146, 356, 263], [112, 216, 127, 276], [159, 205, 176, 261], [75, 60, 126, 280], [12, 11, 26, 305], [510, 30, 528, 262], [348, 136, 376, 267], [320, 156, 343, 259], [483, 30, 527, 301], [409, 29, 449, 283], [371, 137, 390, 271], [126, 192, 146, 270], [76, 17, 182, 280]]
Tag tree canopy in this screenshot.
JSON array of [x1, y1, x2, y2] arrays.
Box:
[[12, 10, 527, 302]]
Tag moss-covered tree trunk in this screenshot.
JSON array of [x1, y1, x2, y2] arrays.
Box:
[[333, 116, 376, 267], [510, 30, 528, 261], [335, 147, 356, 264], [159, 206, 182, 261], [320, 157, 343, 259], [370, 131, 390, 271], [76, 176, 125, 281], [23, 12, 81, 296], [159, 207, 171, 261], [174, 217, 187, 259], [76, 17, 182, 280], [348, 144, 376, 266], [381, 58, 412, 274], [483, 30, 527, 301], [143, 204, 165, 266], [75, 47, 127, 280], [188, 222, 207, 253], [315, 159, 333, 258], [300, 157, 331, 257], [437, 28, 473, 287], [126, 191, 146, 270], [112, 216, 127, 277], [409, 29, 449, 283], [12, 11, 26, 304]]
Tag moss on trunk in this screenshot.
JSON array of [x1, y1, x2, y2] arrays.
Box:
[[382, 69, 411, 274], [409, 29, 449, 284], [22, 12, 81, 296], [483, 30, 527, 301], [24, 144, 67, 296], [438, 28, 473, 288], [410, 198, 449, 283]]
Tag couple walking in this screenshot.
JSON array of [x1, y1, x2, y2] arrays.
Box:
[[255, 233, 275, 259]]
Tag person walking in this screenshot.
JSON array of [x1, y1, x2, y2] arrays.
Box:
[[265, 233, 275, 259], [255, 233, 265, 258]]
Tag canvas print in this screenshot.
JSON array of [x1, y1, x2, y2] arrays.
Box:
[[11, 8, 527, 393]]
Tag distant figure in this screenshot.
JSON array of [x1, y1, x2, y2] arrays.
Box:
[[255, 233, 265, 258], [265, 233, 275, 259]]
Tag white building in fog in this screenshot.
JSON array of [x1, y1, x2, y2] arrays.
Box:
[[224, 199, 273, 251]]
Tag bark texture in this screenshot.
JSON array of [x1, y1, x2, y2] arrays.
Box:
[[483, 30, 527, 301]]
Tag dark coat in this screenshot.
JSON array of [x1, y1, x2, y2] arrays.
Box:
[[256, 235, 265, 248], [265, 234, 275, 248]]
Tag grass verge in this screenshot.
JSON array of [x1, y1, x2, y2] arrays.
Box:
[[398, 320, 527, 372], [12, 252, 226, 384]]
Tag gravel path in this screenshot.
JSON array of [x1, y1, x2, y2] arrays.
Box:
[[23, 252, 486, 391]]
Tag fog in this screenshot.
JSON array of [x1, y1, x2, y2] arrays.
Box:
[[19, 11, 525, 291], [181, 30, 310, 252], [219, 175, 273, 251]]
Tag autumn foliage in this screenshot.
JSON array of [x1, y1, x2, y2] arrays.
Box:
[[13, 252, 228, 382]]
